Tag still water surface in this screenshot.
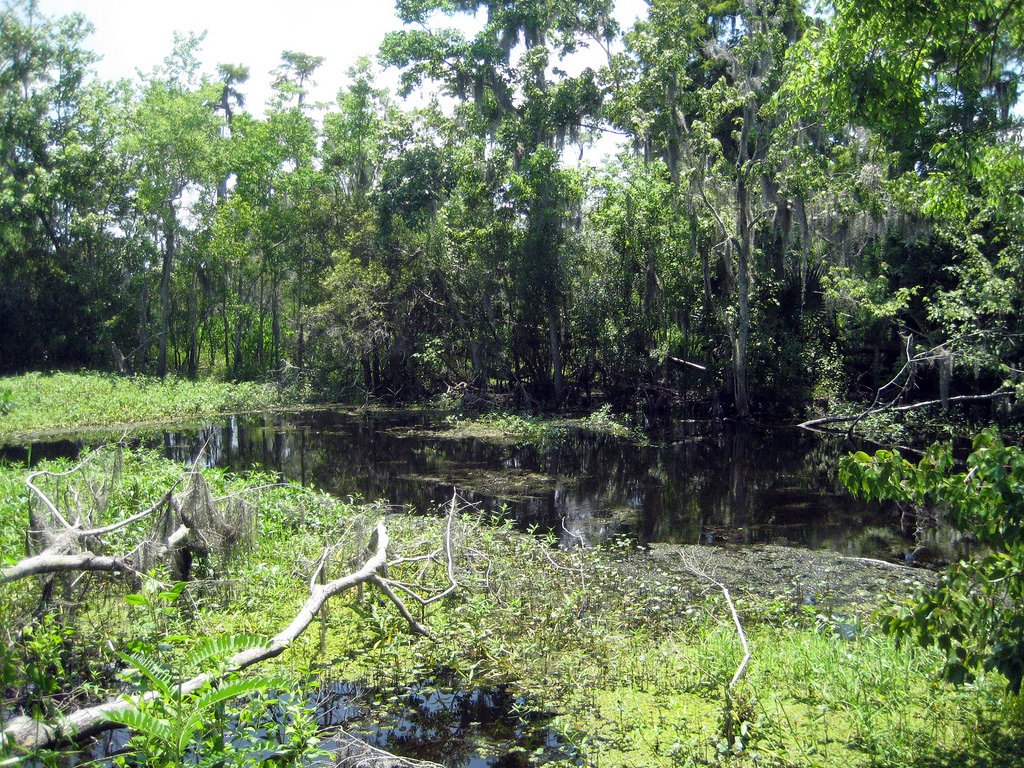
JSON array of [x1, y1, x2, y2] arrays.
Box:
[[147, 408, 912, 559]]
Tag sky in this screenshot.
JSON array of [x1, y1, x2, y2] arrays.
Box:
[[37, 0, 651, 128]]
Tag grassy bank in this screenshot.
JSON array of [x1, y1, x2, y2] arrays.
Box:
[[2, 445, 1021, 767], [0, 371, 295, 440]]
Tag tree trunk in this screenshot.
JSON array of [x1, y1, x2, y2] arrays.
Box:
[[733, 175, 751, 419], [272, 276, 281, 372], [223, 295, 231, 373], [157, 217, 175, 379], [233, 318, 244, 377], [256, 275, 265, 369], [548, 304, 563, 402]]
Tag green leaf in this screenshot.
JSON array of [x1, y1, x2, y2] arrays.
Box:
[[183, 634, 270, 672], [188, 676, 288, 717], [117, 652, 175, 698], [106, 707, 177, 745]]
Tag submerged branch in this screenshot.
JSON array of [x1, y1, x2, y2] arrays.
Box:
[[331, 727, 445, 768]]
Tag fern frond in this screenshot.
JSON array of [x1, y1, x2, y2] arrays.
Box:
[[106, 707, 176, 745], [188, 676, 289, 716], [117, 652, 176, 698], [184, 634, 269, 671]]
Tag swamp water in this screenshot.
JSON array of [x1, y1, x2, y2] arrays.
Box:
[[156, 408, 922, 559], [5, 409, 948, 767]]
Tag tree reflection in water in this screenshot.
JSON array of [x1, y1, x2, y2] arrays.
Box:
[[154, 409, 918, 560]]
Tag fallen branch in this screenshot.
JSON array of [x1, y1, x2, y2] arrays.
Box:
[[800, 329, 1016, 436], [677, 551, 749, 689], [837, 554, 909, 570], [380, 490, 461, 610], [799, 386, 1014, 433], [3, 522, 189, 586], [678, 550, 751, 749], [330, 727, 444, 768], [371, 575, 432, 637], [2, 519, 398, 753], [668, 355, 708, 372], [1, 551, 141, 584], [3, 471, 485, 761]]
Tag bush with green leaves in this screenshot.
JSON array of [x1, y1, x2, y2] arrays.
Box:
[[109, 634, 323, 768], [840, 428, 1024, 692]]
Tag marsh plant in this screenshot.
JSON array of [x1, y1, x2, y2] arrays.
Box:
[[0, 372, 288, 438], [109, 635, 322, 767], [0, 388, 13, 416]]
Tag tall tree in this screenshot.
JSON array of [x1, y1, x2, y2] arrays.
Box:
[[213, 62, 248, 201], [609, 0, 808, 416], [380, 0, 616, 402], [0, 1, 130, 371], [270, 50, 325, 109], [790, 0, 1024, 409], [125, 32, 223, 377]]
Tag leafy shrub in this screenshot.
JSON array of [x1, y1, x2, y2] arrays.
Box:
[[109, 635, 321, 768], [840, 428, 1024, 692]]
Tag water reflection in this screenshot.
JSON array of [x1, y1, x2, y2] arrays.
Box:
[[152, 409, 908, 557], [1, 409, 921, 558], [314, 677, 572, 768]]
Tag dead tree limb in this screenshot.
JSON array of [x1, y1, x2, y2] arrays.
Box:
[[678, 550, 751, 749], [371, 575, 432, 637], [799, 385, 1014, 433], [330, 727, 445, 768], [799, 331, 1015, 436], [379, 490, 461, 611], [2, 519, 399, 753], [2, 551, 142, 584], [677, 551, 749, 689], [3, 522, 188, 586]]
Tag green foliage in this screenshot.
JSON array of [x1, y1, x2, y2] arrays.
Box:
[[373, 509, 1024, 767], [378, 0, 618, 402], [841, 429, 1024, 692], [109, 634, 320, 767], [473, 410, 568, 443], [0, 2, 132, 372], [4, 0, 1024, 419], [583, 403, 629, 437], [124, 578, 189, 640]]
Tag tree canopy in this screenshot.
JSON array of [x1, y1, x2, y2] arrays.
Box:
[[0, 0, 1021, 423]]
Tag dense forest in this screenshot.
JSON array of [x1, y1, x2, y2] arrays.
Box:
[[2, 0, 1023, 420]]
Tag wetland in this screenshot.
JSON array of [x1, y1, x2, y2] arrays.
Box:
[[1, 392, 1016, 768]]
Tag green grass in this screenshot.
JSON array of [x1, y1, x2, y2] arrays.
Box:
[[0, 371, 290, 439], [557, 623, 1018, 767]]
